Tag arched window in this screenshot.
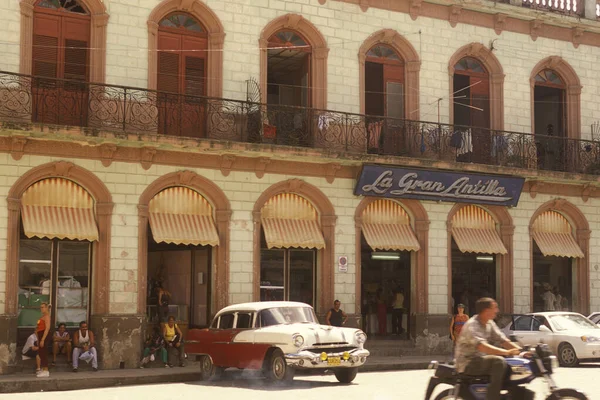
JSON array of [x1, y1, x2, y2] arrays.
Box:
[[533, 69, 567, 171], [157, 12, 208, 137], [452, 57, 491, 164], [32, 0, 90, 125], [364, 44, 404, 119]]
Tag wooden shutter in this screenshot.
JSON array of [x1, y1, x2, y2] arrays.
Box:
[[32, 13, 60, 79], [470, 77, 490, 129], [383, 64, 404, 119], [184, 56, 205, 96], [158, 52, 180, 94]]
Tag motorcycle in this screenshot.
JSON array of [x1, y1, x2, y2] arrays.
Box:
[[424, 343, 588, 400]]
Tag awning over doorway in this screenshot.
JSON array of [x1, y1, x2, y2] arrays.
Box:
[[149, 186, 219, 246], [20, 178, 99, 241], [361, 199, 420, 252], [451, 205, 507, 254], [261, 193, 325, 249], [531, 211, 584, 258]]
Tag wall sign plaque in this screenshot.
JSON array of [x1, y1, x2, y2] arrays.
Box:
[[354, 165, 525, 207]]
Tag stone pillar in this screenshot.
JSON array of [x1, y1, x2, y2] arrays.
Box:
[[90, 314, 145, 370]]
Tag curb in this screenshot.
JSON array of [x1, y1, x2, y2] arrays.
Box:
[[0, 361, 434, 394]]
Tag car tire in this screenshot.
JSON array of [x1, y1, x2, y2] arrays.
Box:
[[557, 343, 579, 367], [264, 348, 294, 383], [545, 388, 589, 399], [433, 388, 464, 399], [199, 355, 223, 380], [333, 367, 358, 384]]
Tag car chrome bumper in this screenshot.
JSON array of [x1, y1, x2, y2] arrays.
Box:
[[284, 348, 370, 369]]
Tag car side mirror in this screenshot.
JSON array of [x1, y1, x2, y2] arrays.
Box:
[[539, 325, 551, 333]]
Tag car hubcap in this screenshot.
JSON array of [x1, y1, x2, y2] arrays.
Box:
[[273, 357, 285, 379], [562, 348, 575, 364], [202, 357, 211, 373]]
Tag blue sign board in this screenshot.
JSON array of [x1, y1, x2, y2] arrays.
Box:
[[354, 165, 525, 207]]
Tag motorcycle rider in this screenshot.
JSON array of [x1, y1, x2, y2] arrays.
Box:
[[454, 298, 523, 400]]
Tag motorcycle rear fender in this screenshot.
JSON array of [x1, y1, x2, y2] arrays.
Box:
[[425, 377, 441, 400]]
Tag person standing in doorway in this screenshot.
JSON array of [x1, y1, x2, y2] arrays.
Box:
[[450, 304, 469, 356], [36, 303, 51, 377], [376, 288, 388, 335], [326, 300, 348, 327], [156, 284, 171, 326], [392, 287, 405, 335], [542, 283, 556, 311]]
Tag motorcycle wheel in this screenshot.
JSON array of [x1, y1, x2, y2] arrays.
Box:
[[433, 389, 463, 400], [546, 388, 589, 399]]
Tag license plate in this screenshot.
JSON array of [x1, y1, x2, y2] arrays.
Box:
[[327, 357, 341, 366]]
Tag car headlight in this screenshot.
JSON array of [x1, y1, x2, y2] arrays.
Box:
[[581, 336, 600, 343], [293, 334, 304, 347], [355, 331, 367, 344]]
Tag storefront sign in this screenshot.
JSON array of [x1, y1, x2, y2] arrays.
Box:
[[354, 165, 525, 207]]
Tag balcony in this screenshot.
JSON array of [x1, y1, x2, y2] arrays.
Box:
[[499, 0, 600, 18], [1, 70, 600, 176]]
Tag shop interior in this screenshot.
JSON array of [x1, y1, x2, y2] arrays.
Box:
[[532, 242, 573, 312], [451, 238, 497, 316], [146, 227, 212, 332], [360, 237, 411, 338]]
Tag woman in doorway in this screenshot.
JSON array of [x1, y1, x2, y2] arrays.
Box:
[[450, 303, 469, 355], [36, 303, 51, 377], [156, 284, 171, 325], [163, 316, 186, 367]]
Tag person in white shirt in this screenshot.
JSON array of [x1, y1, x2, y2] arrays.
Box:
[[542, 283, 556, 311], [22, 331, 41, 374], [72, 321, 98, 372]]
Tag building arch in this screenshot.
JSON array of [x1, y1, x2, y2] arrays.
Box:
[[252, 179, 336, 314], [5, 161, 113, 315], [358, 29, 421, 119], [147, 0, 225, 97], [354, 198, 429, 318], [530, 56, 581, 140], [19, 0, 109, 83], [529, 199, 589, 314], [446, 203, 514, 314], [448, 43, 505, 131], [259, 14, 329, 109], [138, 170, 231, 314]]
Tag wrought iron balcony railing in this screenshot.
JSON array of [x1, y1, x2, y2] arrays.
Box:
[[498, 0, 585, 16], [1, 70, 600, 175]]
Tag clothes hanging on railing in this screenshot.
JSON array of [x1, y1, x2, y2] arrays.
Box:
[[367, 121, 383, 149], [491, 134, 509, 157], [317, 114, 333, 131], [455, 129, 473, 156], [293, 112, 303, 129]]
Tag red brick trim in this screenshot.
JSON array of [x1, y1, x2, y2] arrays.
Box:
[[5, 161, 113, 315], [529, 199, 590, 315], [147, 0, 225, 97], [252, 179, 336, 314], [354, 198, 429, 316], [137, 171, 231, 315], [447, 204, 514, 314], [19, 0, 109, 83]]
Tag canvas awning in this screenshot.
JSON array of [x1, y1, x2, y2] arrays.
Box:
[[20, 178, 99, 241], [532, 211, 584, 258], [451, 205, 507, 254], [261, 193, 325, 249], [361, 199, 420, 252], [149, 186, 219, 246]]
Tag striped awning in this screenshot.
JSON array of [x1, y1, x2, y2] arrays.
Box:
[[149, 186, 219, 246], [261, 193, 325, 249], [451, 205, 507, 254], [21, 178, 99, 241], [532, 211, 584, 258], [361, 199, 420, 252]]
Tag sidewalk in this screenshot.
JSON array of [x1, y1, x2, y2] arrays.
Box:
[[0, 356, 447, 394]]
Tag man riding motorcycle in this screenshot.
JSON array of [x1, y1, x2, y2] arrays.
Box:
[[454, 297, 524, 400]]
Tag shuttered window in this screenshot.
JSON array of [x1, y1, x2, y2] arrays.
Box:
[[157, 52, 180, 94], [185, 56, 205, 97]]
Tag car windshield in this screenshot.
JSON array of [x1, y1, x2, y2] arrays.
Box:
[[259, 306, 318, 327], [549, 314, 599, 331]]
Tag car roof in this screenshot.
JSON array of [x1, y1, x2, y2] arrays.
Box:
[[521, 312, 583, 317], [216, 301, 312, 314]]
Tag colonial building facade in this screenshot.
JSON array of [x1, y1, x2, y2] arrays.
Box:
[[0, 0, 599, 372]]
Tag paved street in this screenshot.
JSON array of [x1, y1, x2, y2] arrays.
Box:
[[3, 365, 599, 400]]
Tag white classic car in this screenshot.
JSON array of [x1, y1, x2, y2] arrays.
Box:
[[502, 312, 600, 367], [588, 312, 600, 325], [185, 301, 370, 383]]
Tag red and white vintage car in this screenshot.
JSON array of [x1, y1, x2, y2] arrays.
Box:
[[186, 301, 370, 383]]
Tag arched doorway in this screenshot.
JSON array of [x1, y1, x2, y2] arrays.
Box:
[[156, 12, 208, 137], [529, 202, 590, 314], [258, 193, 324, 306], [15, 177, 98, 345], [448, 205, 511, 316], [31, 0, 91, 126], [452, 57, 491, 164], [144, 186, 219, 331], [358, 199, 419, 338], [533, 69, 566, 171]]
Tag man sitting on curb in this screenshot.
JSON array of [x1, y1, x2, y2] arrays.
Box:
[[72, 321, 98, 372], [52, 323, 72, 366], [22, 330, 41, 374]]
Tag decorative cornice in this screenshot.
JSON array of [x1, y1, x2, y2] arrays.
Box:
[[530, 19, 543, 41], [325, 163, 342, 184], [581, 184, 596, 202], [286, 178, 305, 192], [494, 13, 508, 35], [254, 157, 271, 179], [54, 161, 74, 177], [448, 5, 463, 28], [359, 0, 370, 12], [550, 198, 568, 211], [409, 0, 423, 21], [572, 27, 584, 49], [283, 14, 303, 30], [99, 143, 117, 167], [140, 147, 157, 170], [177, 170, 197, 186], [528, 180, 545, 199], [219, 155, 236, 177], [178, 0, 195, 11]]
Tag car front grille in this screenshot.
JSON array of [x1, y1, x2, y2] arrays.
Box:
[[305, 345, 357, 354]]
